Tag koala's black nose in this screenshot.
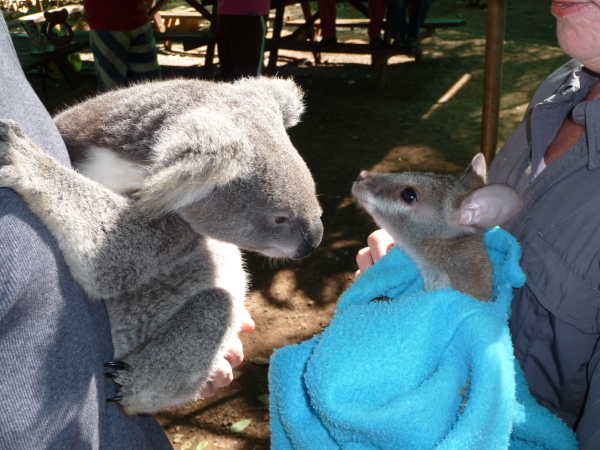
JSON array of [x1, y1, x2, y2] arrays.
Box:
[[292, 219, 323, 259]]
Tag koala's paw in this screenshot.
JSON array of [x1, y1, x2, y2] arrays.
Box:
[[104, 360, 140, 412], [104, 359, 202, 416], [0, 120, 36, 188]]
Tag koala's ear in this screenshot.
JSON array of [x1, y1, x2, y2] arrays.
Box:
[[240, 77, 305, 128], [461, 153, 487, 189], [133, 109, 249, 216], [456, 184, 522, 229]]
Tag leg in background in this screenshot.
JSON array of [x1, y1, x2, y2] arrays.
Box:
[[407, 0, 435, 40], [316, 0, 337, 39], [89, 29, 130, 92], [126, 22, 162, 85], [368, 0, 387, 39], [216, 14, 266, 82], [388, 0, 407, 46]]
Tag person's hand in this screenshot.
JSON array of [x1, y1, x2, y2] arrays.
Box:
[[355, 229, 394, 279], [198, 308, 255, 398]]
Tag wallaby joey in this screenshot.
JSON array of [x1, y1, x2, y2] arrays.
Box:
[[352, 153, 522, 301]]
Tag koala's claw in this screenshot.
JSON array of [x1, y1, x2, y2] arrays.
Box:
[[104, 360, 128, 370], [107, 395, 124, 403], [104, 371, 120, 380]]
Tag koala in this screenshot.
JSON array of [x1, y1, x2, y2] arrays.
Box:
[[0, 77, 323, 415], [352, 154, 522, 301]]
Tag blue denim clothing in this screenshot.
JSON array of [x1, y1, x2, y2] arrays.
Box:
[[388, 0, 435, 41]]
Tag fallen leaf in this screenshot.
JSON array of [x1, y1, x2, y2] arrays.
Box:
[[195, 440, 208, 450], [257, 393, 269, 409], [230, 418, 252, 433], [181, 436, 196, 450]]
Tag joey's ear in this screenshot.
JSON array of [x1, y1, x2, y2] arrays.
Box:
[[239, 77, 305, 128], [457, 184, 522, 229], [133, 110, 250, 216], [461, 153, 487, 189]]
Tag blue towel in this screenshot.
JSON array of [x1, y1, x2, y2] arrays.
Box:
[[269, 228, 578, 449]]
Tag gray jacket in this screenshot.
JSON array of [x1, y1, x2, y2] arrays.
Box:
[[489, 59, 600, 448], [0, 15, 172, 449]]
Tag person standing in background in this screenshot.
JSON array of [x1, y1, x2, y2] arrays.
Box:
[[216, 0, 270, 81], [315, 0, 387, 49], [83, 0, 162, 92], [388, 0, 435, 50]]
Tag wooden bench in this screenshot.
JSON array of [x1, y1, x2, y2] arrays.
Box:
[[11, 33, 88, 89], [268, 18, 466, 59], [148, 0, 217, 72], [267, 0, 466, 87], [71, 29, 216, 53], [285, 17, 466, 38], [158, 10, 210, 31], [5, 4, 84, 29], [154, 30, 215, 52]]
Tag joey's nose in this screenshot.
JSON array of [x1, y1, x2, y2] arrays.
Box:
[[356, 171, 369, 182]]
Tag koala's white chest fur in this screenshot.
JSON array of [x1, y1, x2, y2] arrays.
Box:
[[78, 146, 149, 194]]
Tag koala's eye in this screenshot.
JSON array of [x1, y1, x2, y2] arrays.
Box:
[[274, 216, 290, 225], [400, 187, 418, 204]]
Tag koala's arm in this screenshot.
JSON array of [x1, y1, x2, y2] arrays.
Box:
[[0, 120, 193, 299], [103, 237, 247, 415], [108, 285, 241, 415]]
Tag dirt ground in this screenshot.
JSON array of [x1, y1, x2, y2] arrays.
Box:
[[16, 0, 572, 448]]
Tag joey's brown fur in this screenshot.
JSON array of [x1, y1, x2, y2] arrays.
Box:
[[353, 153, 522, 301]]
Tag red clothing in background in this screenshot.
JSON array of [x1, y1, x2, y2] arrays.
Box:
[[83, 0, 149, 31], [217, 0, 270, 16]]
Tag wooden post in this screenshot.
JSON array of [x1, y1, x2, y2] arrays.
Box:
[[267, 0, 286, 74], [480, 0, 506, 166]]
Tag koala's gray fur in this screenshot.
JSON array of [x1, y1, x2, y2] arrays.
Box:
[[0, 77, 323, 415]]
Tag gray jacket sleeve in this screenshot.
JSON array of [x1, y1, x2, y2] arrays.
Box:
[[0, 15, 172, 450]]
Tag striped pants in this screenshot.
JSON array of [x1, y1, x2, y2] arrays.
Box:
[[89, 22, 161, 92]]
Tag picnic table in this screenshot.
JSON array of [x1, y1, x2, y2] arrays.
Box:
[[148, 0, 217, 71], [9, 4, 89, 90], [10, 33, 88, 89], [5, 3, 84, 29], [266, 0, 466, 87]]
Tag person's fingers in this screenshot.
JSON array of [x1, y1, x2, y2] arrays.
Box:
[[198, 358, 234, 398], [356, 246, 375, 277], [198, 380, 217, 399], [225, 336, 244, 369], [355, 230, 395, 278], [240, 308, 255, 333], [196, 311, 252, 400], [366, 229, 394, 261]]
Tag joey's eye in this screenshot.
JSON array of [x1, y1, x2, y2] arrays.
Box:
[[400, 187, 418, 204], [274, 216, 290, 225]]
